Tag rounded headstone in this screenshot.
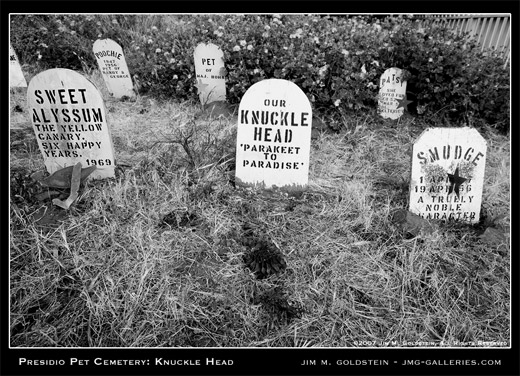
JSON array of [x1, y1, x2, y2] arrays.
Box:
[[93, 38, 135, 99], [10, 44, 27, 88], [235, 79, 312, 191], [378, 67, 407, 120], [193, 43, 226, 104], [27, 68, 115, 179], [409, 127, 487, 223]]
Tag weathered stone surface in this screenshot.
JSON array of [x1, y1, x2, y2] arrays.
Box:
[[409, 127, 487, 224], [378, 67, 407, 120], [193, 43, 226, 104], [10, 43, 27, 87], [93, 38, 135, 99]]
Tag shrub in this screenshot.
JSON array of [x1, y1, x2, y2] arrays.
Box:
[[10, 14, 510, 133]]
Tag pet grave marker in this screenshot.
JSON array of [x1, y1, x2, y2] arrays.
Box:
[[235, 78, 312, 191], [193, 42, 226, 105], [93, 38, 135, 99], [27, 68, 115, 179], [10, 43, 27, 87], [409, 127, 487, 224], [377, 67, 409, 120]]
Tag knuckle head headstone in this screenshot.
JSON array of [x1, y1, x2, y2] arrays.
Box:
[[235, 78, 312, 191]]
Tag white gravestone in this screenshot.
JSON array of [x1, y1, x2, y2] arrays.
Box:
[[93, 38, 135, 99], [378, 67, 407, 120], [193, 43, 226, 105], [10, 44, 27, 87], [27, 68, 115, 180], [235, 79, 312, 191], [409, 127, 487, 223]]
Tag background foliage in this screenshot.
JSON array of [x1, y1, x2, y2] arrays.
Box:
[[11, 14, 510, 133]]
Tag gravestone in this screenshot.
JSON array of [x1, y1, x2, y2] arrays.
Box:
[[235, 79, 312, 191], [27, 68, 115, 179], [93, 38, 135, 99], [409, 127, 487, 223], [10, 43, 27, 87], [377, 67, 408, 120], [193, 43, 226, 105]]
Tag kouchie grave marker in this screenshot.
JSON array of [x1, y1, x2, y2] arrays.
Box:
[[193, 43, 226, 104], [235, 79, 312, 190], [10, 43, 27, 88], [409, 127, 487, 223], [378, 67, 409, 120], [27, 68, 115, 179], [93, 38, 135, 99]]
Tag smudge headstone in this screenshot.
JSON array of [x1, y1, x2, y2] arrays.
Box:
[[235, 79, 312, 191], [409, 127, 487, 223], [93, 38, 135, 99], [10, 43, 27, 88], [193, 43, 226, 105], [377, 67, 408, 120], [27, 68, 115, 179]]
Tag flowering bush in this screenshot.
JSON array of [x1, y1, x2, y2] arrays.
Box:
[[11, 14, 510, 133]]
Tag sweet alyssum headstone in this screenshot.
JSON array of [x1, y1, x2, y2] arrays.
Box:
[[193, 42, 226, 105], [10, 43, 27, 87], [378, 67, 408, 120], [93, 38, 135, 99], [27, 68, 115, 179], [235, 79, 312, 190], [409, 127, 487, 223]]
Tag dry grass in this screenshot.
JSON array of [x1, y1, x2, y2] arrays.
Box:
[[9, 71, 510, 348]]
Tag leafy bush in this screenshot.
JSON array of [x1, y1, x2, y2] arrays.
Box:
[[10, 14, 510, 133]]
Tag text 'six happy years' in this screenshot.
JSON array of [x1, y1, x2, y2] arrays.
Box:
[[30, 88, 108, 164]]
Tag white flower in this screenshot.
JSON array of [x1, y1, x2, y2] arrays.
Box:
[[173, 74, 178, 79], [151, 26, 158, 31], [313, 36, 319, 43], [428, 57, 433, 63], [233, 45, 240, 52], [253, 68, 261, 74], [318, 64, 328, 78], [112, 19, 118, 24], [264, 25, 270, 30], [341, 49, 349, 56], [361, 64, 367, 74], [283, 46, 288, 50], [147, 39, 153, 44], [239, 40, 247, 46], [372, 60, 380, 67], [334, 99, 341, 107], [70, 31, 76, 35], [155, 48, 162, 53], [262, 32, 269, 38], [264, 49, 268, 53], [247, 44, 253, 51], [169, 58, 175, 64], [37, 54, 42, 60]]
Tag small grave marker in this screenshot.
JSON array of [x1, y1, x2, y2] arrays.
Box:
[[235, 79, 312, 191], [193, 43, 226, 104], [409, 127, 487, 223], [93, 38, 135, 99], [27, 68, 115, 179], [10, 43, 27, 87], [378, 67, 408, 120]]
